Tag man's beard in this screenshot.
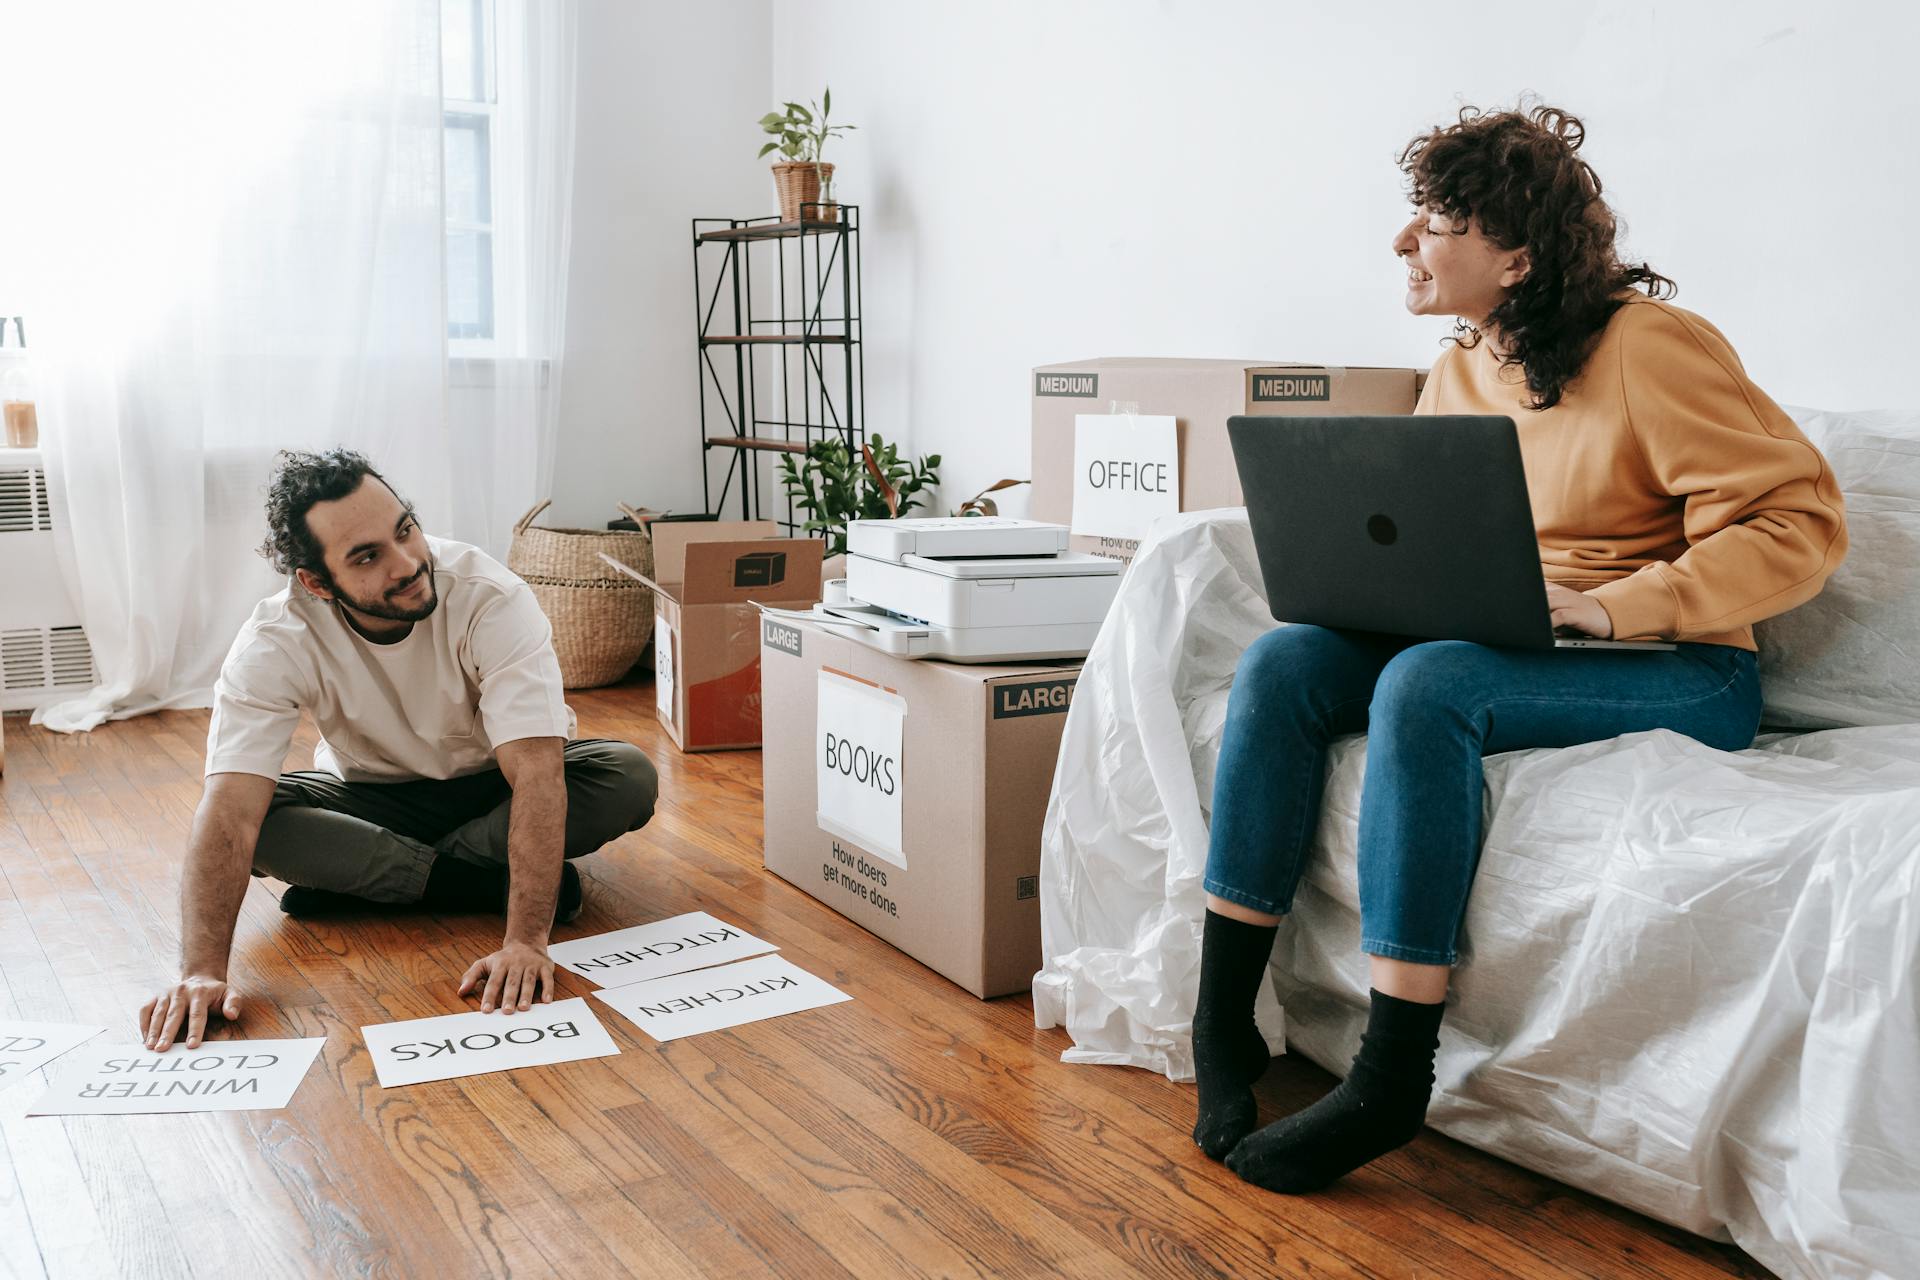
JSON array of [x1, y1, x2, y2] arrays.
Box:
[[327, 560, 439, 624]]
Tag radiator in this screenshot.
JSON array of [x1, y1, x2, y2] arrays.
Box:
[[0, 446, 98, 712]]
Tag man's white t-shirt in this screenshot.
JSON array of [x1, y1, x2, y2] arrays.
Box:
[[205, 536, 577, 783]]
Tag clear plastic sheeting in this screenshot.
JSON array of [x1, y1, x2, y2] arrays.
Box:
[[1034, 508, 1920, 1280], [1754, 408, 1920, 729]]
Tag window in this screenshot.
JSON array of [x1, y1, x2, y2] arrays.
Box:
[[442, 0, 496, 349]]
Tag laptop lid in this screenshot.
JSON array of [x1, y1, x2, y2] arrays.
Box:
[[1226, 414, 1564, 649]]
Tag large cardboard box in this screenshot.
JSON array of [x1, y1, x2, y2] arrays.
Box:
[[632, 522, 822, 752], [760, 614, 1079, 998], [1031, 358, 1421, 566]]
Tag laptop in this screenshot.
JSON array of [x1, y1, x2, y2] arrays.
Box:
[[1225, 414, 1677, 652]]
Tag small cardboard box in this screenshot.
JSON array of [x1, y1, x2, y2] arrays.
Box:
[[1031, 358, 1422, 566], [732, 550, 787, 588], [760, 614, 1080, 998], [627, 522, 822, 752]]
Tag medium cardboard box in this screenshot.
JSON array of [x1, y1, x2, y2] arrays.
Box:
[[1031, 358, 1422, 566], [628, 522, 822, 752], [760, 614, 1080, 998]]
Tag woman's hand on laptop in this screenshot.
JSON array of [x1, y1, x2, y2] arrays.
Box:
[[1545, 582, 1614, 638]]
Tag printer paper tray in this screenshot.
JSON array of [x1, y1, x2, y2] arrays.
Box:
[[794, 604, 1098, 663]]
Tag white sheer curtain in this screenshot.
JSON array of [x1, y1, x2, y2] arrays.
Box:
[[0, 0, 578, 730], [448, 0, 579, 559]]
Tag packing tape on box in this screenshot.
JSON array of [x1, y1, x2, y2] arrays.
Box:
[[1280, 365, 1350, 390]]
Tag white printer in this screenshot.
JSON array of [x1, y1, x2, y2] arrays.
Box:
[[802, 517, 1122, 662]]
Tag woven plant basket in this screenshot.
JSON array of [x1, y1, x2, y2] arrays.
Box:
[[507, 500, 655, 689], [771, 161, 836, 223]]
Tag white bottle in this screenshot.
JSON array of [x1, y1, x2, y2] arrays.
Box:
[[1, 319, 36, 448]]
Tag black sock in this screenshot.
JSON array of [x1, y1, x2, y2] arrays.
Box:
[[1190, 910, 1279, 1159], [422, 857, 584, 924], [278, 885, 383, 917], [554, 862, 584, 925], [1226, 988, 1444, 1193], [419, 857, 508, 913]]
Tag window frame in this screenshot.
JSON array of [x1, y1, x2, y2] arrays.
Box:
[[443, 0, 524, 359]]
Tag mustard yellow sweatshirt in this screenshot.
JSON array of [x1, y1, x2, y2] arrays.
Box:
[[1415, 294, 1848, 651]]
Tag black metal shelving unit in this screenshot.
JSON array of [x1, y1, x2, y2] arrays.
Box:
[[691, 202, 864, 532]]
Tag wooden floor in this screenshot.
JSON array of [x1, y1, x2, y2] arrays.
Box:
[[0, 681, 1772, 1280]]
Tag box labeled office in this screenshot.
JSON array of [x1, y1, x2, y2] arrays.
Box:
[[1031, 357, 1422, 566]]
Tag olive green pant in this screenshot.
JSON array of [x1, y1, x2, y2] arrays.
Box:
[[251, 739, 658, 903]]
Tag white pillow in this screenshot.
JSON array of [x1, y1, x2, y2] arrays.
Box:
[[1753, 407, 1920, 729]]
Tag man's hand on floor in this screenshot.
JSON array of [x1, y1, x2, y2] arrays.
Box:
[[458, 940, 555, 1013], [139, 976, 243, 1051]]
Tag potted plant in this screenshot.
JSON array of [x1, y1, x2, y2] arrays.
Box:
[[777, 432, 939, 560], [757, 86, 856, 224]]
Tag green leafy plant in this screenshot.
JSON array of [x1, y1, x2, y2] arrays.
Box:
[[756, 86, 856, 164], [778, 433, 940, 558], [954, 478, 1028, 518]]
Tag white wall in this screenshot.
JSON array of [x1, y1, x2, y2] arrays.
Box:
[[766, 0, 1920, 515], [547, 0, 773, 527]]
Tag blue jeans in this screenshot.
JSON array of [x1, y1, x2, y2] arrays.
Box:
[[1204, 625, 1762, 966]]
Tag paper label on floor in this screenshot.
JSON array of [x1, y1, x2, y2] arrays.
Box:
[[361, 997, 620, 1088], [1072, 413, 1179, 540], [815, 670, 907, 868], [26, 1037, 326, 1115], [593, 953, 851, 1043], [0, 1021, 106, 1087], [547, 911, 778, 988]]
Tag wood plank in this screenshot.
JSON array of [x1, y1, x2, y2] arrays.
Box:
[[0, 1117, 48, 1280], [652, 1027, 1153, 1279], [705, 436, 811, 454], [0, 782, 307, 1280], [696, 219, 850, 243], [632, 1032, 984, 1279], [699, 334, 850, 345], [0, 691, 1773, 1280]]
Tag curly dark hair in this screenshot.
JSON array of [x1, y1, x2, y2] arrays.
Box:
[[1399, 100, 1676, 410], [258, 448, 411, 578]]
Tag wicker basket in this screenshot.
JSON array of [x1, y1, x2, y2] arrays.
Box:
[[771, 161, 836, 224], [507, 500, 656, 689]]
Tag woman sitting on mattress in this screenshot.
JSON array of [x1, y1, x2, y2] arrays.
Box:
[[1194, 101, 1849, 1194]]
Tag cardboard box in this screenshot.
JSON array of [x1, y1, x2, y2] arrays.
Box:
[[1031, 358, 1422, 566], [629, 522, 822, 752], [732, 550, 787, 588], [760, 614, 1080, 998]]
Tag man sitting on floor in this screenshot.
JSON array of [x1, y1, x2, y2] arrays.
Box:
[[138, 448, 658, 1051]]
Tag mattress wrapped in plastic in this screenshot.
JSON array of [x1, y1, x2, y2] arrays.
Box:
[[1034, 404, 1920, 1280]]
